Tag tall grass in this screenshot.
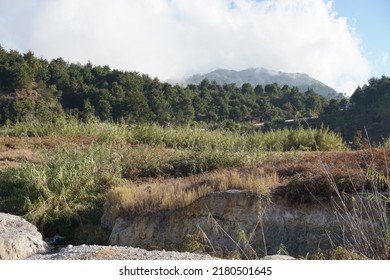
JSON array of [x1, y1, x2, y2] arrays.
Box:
[[325, 153, 390, 259], [129, 124, 247, 152], [1, 119, 346, 152], [103, 168, 279, 229], [385, 137, 390, 148], [0, 142, 123, 236], [0, 116, 131, 144], [251, 126, 346, 151], [121, 144, 246, 179], [130, 124, 346, 152]]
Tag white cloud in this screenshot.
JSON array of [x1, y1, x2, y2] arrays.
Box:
[[0, 0, 370, 94]]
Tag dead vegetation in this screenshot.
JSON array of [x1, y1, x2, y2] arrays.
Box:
[[0, 137, 43, 170], [266, 148, 390, 202]]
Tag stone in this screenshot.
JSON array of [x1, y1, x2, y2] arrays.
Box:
[[0, 212, 49, 259], [261, 255, 296, 260]]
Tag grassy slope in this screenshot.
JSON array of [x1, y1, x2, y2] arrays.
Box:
[[0, 120, 388, 258]]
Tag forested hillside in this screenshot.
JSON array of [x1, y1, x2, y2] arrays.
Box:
[[318, 76, 390, 143], [1, 46, 389, 142], [0, 46, 346, 128]]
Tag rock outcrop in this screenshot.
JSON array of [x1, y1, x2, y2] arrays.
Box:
[[105, 190, 344, 257], [0, 213, 49, 259]]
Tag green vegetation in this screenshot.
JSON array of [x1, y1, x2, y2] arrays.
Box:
[[320, 76, 390, 143], [1, 118, 346, 152], [0, 142, 121, 238], [1, 45, 389, 259], [0, 46, 346, 129], [1, 46, 390, 144], [130, 123, 345, 152], [1, 115, 131, 142], [310, 247, 367, 260]]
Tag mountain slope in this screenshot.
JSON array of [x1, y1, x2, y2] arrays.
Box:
[[186, 68, 339, 97]]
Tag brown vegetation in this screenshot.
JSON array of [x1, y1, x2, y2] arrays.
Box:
[[265, 148, 390, 202]]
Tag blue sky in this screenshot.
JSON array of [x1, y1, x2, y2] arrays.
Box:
[[333, 0, 389, 79], [0, 0, 388, 95]]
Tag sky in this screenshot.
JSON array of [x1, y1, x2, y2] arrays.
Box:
[[0, 0, 388, 95]]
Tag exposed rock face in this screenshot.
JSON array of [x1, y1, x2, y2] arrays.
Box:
[[261, 196, 339, 256], [0, 213, 49, 259], [106, 190, 344, 257]]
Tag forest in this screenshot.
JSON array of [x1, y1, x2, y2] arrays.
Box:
[[1, 46, 354, 131]]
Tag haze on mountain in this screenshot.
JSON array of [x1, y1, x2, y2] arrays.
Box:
[[185, 67, 339, 98]]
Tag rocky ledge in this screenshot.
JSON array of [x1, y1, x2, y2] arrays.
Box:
[[0, 212, 49, 259]]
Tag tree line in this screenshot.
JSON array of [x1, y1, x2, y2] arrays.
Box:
[[334, 75, 390, 142], [0, 46, 354, 129]]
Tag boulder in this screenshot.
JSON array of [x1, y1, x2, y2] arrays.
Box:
[[0, 213, 49, 259]]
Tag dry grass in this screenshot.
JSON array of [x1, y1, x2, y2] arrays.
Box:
[[103, 168, 280, 228], [0, 135, 96, 167], [0, 149, 39, 162], [0, 136, 42, 170], [265, 148, 390, 202]]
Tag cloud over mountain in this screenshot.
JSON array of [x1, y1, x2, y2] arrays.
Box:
[[0, 0, 370, 95]]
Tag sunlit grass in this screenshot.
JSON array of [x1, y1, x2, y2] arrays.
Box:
[[103, 168, 279, 229]]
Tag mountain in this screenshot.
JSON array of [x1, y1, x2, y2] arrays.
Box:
[[185, 68, 339, 98]]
